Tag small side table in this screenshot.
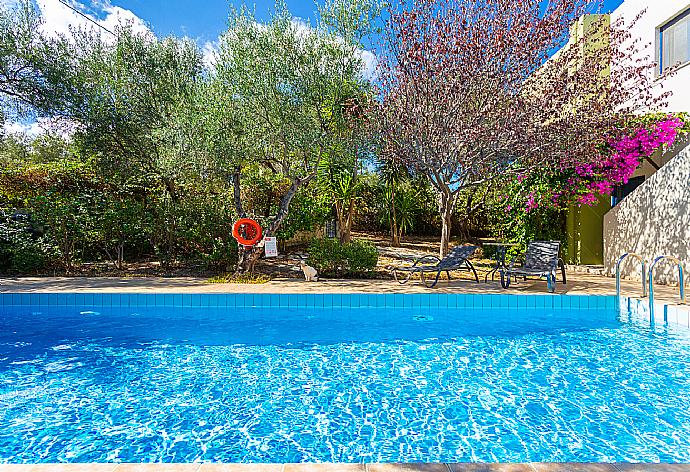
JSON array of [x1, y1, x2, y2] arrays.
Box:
[[483, 242, 519, 283]]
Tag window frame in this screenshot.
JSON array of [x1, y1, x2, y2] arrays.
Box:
[[657, 6, 690, 76]]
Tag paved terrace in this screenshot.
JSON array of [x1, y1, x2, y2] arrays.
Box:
[[0, 272, 684, 307]]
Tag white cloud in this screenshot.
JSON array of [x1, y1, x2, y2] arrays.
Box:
[[34, 0, 152, 41], [3, 117, 80, 138], [201, 40, 218, 68], [3, 121, 43, 136], [359, 49, 378, 82]]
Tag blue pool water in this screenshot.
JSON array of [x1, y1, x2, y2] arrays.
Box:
[[1, 298, 690, 463]]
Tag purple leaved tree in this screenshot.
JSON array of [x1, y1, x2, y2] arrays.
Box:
[[376, 0, 668, 257]]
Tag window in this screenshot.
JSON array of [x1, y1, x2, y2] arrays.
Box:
[[659, 8, 690, 74]]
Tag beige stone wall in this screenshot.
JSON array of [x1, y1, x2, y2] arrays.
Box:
[[603, 140, 690, 285]]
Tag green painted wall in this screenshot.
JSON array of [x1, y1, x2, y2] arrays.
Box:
[[566, 195, 611, 265]]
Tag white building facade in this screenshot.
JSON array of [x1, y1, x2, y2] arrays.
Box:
[[611, 1, 690, 112], [603, 1, 690, 285]]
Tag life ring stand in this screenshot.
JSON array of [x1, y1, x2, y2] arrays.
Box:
[[232, 218, 263, 247]]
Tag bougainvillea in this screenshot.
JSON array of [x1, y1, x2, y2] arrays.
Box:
[[503, 114, 688, 213]]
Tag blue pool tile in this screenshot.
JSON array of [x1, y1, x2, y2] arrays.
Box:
[[384, 293, 395, 308], [34, 293, 47, 306], [157, 293, 167, 307], [473, 294, 485, 308], [136, 293, 147, 307], [334, 293, 345, 308], [516, 296, 527, 309], [110, 293, 122, 307], [356, 294, 366, 307], [284, 294, 294, 308], [72, 293, 83, 307], [355, 294, 365, 308], [606, 296, 616, 310]]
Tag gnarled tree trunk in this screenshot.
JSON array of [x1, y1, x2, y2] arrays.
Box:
[[438, 190, 454, 258], [234, 175, 312, 275]]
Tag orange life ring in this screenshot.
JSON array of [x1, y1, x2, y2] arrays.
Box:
[[232, 218, 263, 247]]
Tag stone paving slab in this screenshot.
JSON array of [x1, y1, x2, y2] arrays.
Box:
[[1, 465, 689, 472], [0, 273, 685, 308]]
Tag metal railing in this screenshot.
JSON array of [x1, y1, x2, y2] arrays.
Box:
[[615, 253, 647, 300], [648, 255, 686, 320]]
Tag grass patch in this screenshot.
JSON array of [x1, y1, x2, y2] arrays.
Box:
[[206, 273, 272, 284]]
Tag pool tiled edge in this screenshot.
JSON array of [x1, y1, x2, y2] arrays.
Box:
[[0, 293, 617, 311]]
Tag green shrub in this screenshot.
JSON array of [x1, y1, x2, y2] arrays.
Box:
[[0, 214, 53, 274], [308, 238, 378, 277]]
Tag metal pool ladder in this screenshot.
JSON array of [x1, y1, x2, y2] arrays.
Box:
[[648, 255, 686, 320], [615, 252, 647, 300]]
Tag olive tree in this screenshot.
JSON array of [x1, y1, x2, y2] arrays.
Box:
[[206, 1, 378, 273], [0, 0, 73, 122]]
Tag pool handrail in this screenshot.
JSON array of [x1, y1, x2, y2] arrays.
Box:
[[615, 252, 647, 300], [648, 255, 686, 320]]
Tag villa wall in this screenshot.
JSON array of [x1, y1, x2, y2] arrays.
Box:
[[603, 139, 690, 284], [611, 0, 690, 113]]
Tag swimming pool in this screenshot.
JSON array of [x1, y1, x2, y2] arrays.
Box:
[[1, 293, 690, 463]]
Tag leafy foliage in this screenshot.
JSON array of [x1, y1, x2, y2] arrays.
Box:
[[307, 238, 378, 277]]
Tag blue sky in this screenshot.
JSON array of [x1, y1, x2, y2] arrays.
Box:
[[85, 0, 626, 45]]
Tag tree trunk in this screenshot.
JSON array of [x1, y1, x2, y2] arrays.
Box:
[[337, 200, 355, 244], [234, 177, 308, 275], [390, 185, 400, 247], [439, 190, 453, 258]]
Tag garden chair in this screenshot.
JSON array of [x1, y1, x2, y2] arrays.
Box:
[[390, 245, 479, 288], [500, 240, 565, 293]]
